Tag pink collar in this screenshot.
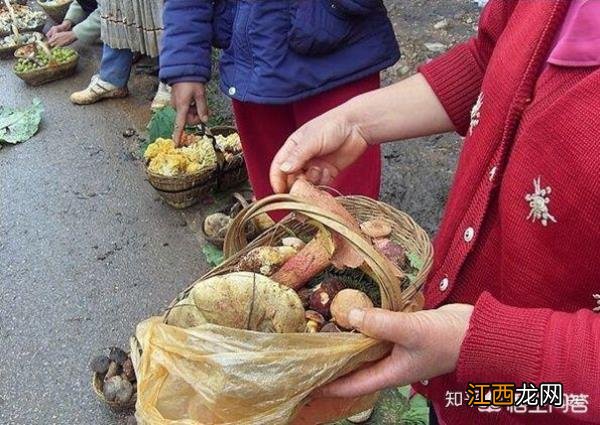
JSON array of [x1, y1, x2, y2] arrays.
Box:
[[548, 0, 600, 67]]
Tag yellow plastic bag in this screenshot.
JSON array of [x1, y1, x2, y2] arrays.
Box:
[[132, 317, 389, 425]]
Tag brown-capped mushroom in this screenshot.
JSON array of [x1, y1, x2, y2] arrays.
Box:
[[373, 238, 406, 268], [320, 322, 342, 333], [122, 357, 136, 382], [305, 310, 326, 333], [330, 289, 374, 329], [89, 355, 110, 374], [309, 278, 344, 318], [297, 287, 314, 309], [360, 219, 392, 239], [104, 361, 119, 381]]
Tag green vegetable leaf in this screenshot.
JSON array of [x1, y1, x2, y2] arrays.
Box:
[[0, 98, 43, 144], [147, 106, 176, 144], [406, 251, 424, 271], [202, 244, 224, 267]]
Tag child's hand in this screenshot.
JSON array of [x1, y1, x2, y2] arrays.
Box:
[[270, 108, 369, 193], [171, 82, 208, 146]]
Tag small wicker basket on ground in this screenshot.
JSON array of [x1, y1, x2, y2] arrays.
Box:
[[0, 32, 43, 59], [36, 0, 72, 23], [146, 166, 217, 209], [13, 48, 78, 86], [209, 126, 248, 190]]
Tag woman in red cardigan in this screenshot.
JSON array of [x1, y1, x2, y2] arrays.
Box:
[[271, 0, 600, 423]]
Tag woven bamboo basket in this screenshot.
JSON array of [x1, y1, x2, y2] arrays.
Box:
[[146, 165, 217, 209], [168, 193, 432, 316], [209, 126, 248, 190], [201, 192, 263, 249], [132, 192, 431, 421], [0, 32, 42, 59], [36, 0, 72, 23], [13, 48, 78, 86]]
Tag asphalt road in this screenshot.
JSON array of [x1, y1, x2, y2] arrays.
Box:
[[0, 44, 209, 424]]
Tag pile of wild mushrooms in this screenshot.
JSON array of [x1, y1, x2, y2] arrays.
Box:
[[90, 347, 136, 405]]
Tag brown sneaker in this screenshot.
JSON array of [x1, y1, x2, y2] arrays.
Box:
[[70, 75, 129, 105]]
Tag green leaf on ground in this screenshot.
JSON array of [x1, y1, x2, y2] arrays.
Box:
[[202, 243, 224, 267], [147, 106, 176, 144], [0, 98, 43, 144]]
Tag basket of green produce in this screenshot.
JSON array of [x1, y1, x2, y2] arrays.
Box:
[[13, 42, 78, 86], [144, 133, 218, 209], [209, 125, 248, 190], [0, 31, 42, 59], [36, 0, 72, 23]]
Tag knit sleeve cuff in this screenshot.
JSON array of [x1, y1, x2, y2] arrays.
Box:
[[455, 292, 553, 384], [165, 76, 208, 85], [418, 40, 484, 136]]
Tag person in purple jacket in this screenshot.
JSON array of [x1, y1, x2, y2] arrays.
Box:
[[161, 0, 400, 203]]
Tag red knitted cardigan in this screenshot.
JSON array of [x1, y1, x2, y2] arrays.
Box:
[[414, 0, 600, 423]]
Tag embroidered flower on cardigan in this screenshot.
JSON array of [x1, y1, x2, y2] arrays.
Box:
[[593, 294, 600, 313], [469, 92, 484, 135], [525, 177, 557, 226]]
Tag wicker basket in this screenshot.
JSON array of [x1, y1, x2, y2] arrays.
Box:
[[36, 0, 72, 23], [201, 192, 261, 249], [92, 372, 136, 412], [146, 165, 217, 209], [0, 22, 45, 37], [209, 126, 248, 190], [132, 192, 431, 422], [169, 193, 432, 315], [0, 32, 43, 59], [13, 51, 78, 86]]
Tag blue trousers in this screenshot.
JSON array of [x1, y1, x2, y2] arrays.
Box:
[[99, 44, 133, 88]]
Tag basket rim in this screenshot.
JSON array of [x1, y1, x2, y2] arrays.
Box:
[[36, 0, 73, 9], [145, 162, 217, 181]]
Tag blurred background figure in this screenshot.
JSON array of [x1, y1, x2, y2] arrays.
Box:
[[70, 0, 170, 109], [47, 0, 100, 47]]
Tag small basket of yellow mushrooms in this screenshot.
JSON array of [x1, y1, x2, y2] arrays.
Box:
[[144, 133, 218, 209]]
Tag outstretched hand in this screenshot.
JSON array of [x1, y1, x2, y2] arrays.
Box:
[[269, 109, 370, 194], [315, 304, 473, 399], [171, 82, 209, 146]]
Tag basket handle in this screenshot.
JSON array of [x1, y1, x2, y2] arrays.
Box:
[[224, 194, 407, 312]]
